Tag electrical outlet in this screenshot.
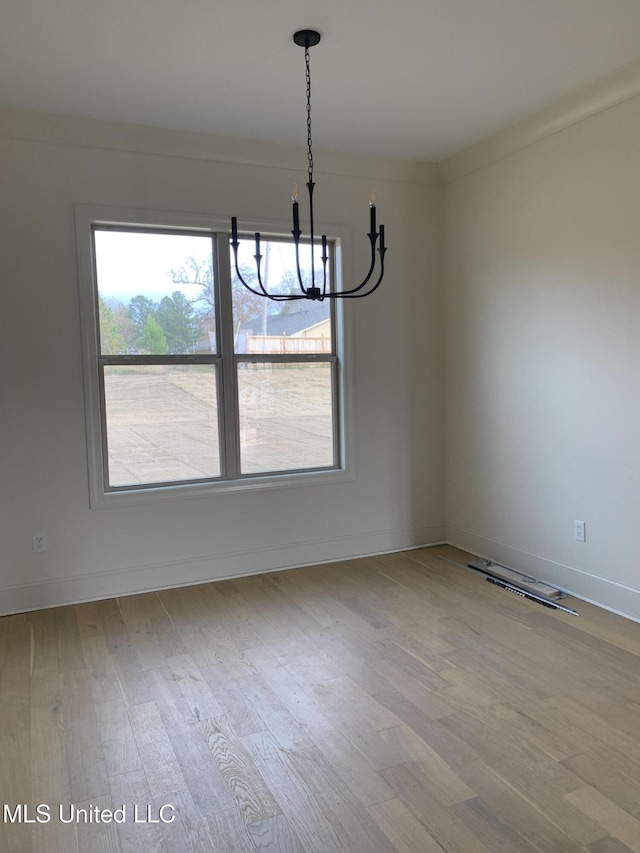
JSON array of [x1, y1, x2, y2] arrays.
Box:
[[574, 520, 586, 542], [32, 533, 47, 553]]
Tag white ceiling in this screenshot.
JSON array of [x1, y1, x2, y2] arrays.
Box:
[[2, 0, 640, 161]]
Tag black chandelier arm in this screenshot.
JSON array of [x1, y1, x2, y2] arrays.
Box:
[[233, 252, 307, 302], [347, 232, 378, 295], [323, 223, 384, 298], [332, 204, 381, 297], [232, 219, 310, 302], [325, 227, 386, 298], [252, 235, 270, 298], [230, 251, 266, 299], [329, 248, 386, 299], [230, 233, 270, 300]]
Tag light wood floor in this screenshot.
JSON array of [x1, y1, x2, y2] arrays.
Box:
[[2, 544, 640, 853]]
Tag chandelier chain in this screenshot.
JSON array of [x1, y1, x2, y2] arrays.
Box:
[[305, 44, 313, 185]]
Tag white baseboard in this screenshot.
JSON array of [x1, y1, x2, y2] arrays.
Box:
[[0, 524, 445, 616], [7, 523, 636, 623], [445, 525, 640, 623]]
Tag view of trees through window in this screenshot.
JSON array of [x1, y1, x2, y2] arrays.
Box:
[[95, 231, 331, 357], [92, 227, 336, 490]]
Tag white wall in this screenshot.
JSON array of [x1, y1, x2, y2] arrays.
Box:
[[0, 109, 443, 614], [443, 92, 640, 620]]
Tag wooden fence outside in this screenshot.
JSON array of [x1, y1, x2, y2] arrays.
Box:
[[246, 335, 331, 354]]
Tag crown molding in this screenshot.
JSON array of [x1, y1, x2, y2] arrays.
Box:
[[440, 56, 640, 185], [0, 106, 439, 187]]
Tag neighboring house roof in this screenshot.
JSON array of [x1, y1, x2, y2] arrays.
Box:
[[240, 303, 329, 337]]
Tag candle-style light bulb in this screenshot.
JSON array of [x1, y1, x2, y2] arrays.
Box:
[[291, 183, 299, 202], [369, 189, 377, 207]]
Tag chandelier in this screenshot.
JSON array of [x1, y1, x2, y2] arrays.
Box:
[[230, 29, 387, 301]]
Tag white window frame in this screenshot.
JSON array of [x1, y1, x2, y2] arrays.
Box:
[[75, 205, 354, 508]]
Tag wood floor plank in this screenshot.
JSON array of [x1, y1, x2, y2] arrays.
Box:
[[198, 716, 281, 825], [180, 623, 257, 677], [544, 695, 640, 763], [60, 667, 110, 803], [30, 661, 78, 853], [143, 666, 202, 731], [118, 594, 185, 670], [97, 600, 154, 708], [236, 672, 316, 752], [339, 596, 393, 629], [440, 647, 568, 729], [381, 761, 493, 853], [284, 746, 398, 853], [199, 663, 268, 736], [246, 813, 307, 852], [563, 751, 640, 820], [371, 657, 453, 719], [438, 709, 551, 768], [266, 570, 340, 629], [456, 758, 586, 853], [377, 725, 476, 807], [242, 728, 345, 853], [366, 797, 445, 853], [303, 627, 390, 695], [0, 729, 32, 853], [108, 768, 167, 853], [209, 593, 270, 651], [164, 653, 224, 722], [307, 673, 402, 733], [95, 698, 143, 777], [374, 687, 480, 767], [235, 576, 323, 646], [492, 755, 609, 844], [439, 687, 581, 763], [73, 794, 122, 853], [279, 649, 346, 689], [152, 788, 215, 853], [1, 613, 32, 730], [244, 646, 395, 806], [205, 807, 258, 853], [127, 701, 187, 799], [157, 585, 218, 628], [0, 615, 32, 853], [146, 680, 236, 818], [565, 787, 640, 853], [81, 635, 124, 705], [452, 796, 542, 853], [588, 838, 639, 853]]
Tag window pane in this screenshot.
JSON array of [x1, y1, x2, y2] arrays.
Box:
[[238, 362, 334, 474], [103, 365, 220, 486], [232, 238, 332, 355], [94, 229, 217, 355]]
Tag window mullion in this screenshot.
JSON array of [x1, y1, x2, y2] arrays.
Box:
[[215, 232, 241, 477]]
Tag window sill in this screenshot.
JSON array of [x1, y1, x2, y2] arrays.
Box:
[[89, 466, 354, 509]]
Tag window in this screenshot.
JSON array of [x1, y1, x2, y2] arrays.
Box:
[[76, 207, 349, 506]]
